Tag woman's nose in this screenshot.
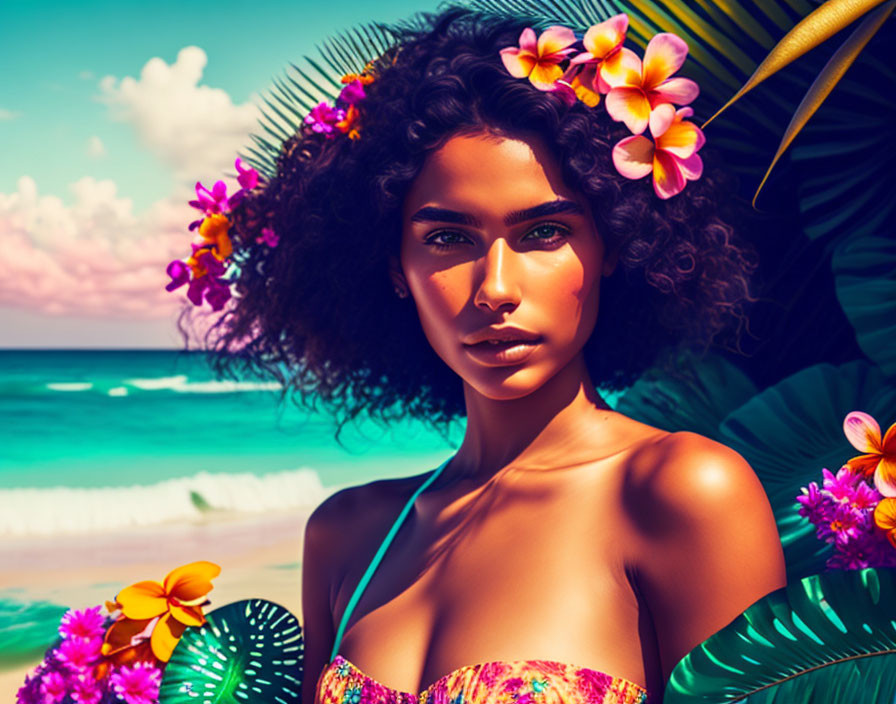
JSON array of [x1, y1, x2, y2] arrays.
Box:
[[473, 237, 521, 312]]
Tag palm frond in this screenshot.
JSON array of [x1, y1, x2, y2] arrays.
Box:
[[244, 20, 398, 178]]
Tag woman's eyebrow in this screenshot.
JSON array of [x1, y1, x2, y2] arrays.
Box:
[[409, 199, 585, 227]]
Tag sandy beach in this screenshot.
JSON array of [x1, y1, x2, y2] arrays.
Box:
[[0, 507, 313, 701]]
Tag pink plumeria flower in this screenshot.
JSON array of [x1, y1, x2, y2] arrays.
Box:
[[604, 33, 699, 134], [500, 25, 578, 90], [567, 13, 629, 99], [305, 101, 347, 137], [611, 104, 705, 199], [234, 158, 258, 190], [843, 411, 896, 497]]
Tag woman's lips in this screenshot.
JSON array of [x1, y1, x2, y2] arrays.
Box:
[[463, 337, 542, 365]]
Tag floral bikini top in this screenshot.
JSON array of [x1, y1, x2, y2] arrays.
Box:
[[314, 456, 650, 704]]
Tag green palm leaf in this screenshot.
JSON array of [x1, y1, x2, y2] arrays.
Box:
[[664, 567, 896, 703], [242, 22, 399, 179], [159, 599, 303, 703]]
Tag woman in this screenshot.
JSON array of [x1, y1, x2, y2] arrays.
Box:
[[188, 6, 787, 702]]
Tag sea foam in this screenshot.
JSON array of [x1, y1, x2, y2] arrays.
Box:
[[0, 468, 335, 537]]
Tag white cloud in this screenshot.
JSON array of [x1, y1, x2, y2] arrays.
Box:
[[0, 108, 22, 121], [0, 175, 208, 319], [86, 135, 107, 158], [98, 46, 262, 184], [1, 47, 262, 338]]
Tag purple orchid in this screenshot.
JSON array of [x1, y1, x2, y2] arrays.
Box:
[[822, 465, 863, 503], [165, 260, 190, 291], [189, 180, 233, 216], [235, 158, 259, 190]]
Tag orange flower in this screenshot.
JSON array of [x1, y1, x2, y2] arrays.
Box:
[[843, 411, 896, 496], [335, 103, 362, 140], [873, 498, 896, 549], [104, 561, 221, 662], [197, 213, 233, 261]]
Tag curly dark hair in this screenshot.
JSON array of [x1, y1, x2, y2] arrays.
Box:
[[182, 5, 760, 443]]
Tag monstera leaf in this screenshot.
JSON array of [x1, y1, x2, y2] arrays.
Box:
[[664, 567, 896, 703], [159, 599, 304, 704]]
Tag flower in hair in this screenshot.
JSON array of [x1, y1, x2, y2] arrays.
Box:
[[167, 157, 276, 311], [305, 102, 347, 137], [612, 105, 705, 199], [500, 26, 578, 91], [603, 33, 699, 135], [566, 14, 629, 105], [498, 15, 704, 198]]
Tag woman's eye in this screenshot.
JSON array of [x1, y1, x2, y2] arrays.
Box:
[[525, 223, 570, 245], [424, 231, 469, 250]]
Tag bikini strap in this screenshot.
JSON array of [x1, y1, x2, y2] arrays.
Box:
[[329, 454, 455, 663]]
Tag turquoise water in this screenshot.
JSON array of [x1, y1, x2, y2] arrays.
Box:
[[0, 349, 460, 667], [0, 349, 460, 490]]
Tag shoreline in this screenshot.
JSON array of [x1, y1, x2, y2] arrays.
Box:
[[0, 508, 311, 701]]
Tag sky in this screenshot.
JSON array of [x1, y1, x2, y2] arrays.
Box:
[[0, 0, 444, 348]]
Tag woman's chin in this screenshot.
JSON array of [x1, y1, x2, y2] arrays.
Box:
[[460, 366, 553, 402]]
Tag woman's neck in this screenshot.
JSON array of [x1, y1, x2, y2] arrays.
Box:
[[448, 352, 618, 484]]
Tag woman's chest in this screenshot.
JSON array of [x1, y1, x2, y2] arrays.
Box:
[[331, 465, 658, 695]]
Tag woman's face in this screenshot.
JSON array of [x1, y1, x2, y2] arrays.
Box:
[[394, 130, 616, 400]]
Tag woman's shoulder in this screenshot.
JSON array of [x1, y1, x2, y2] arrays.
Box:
[[622, 428, 765, 531], [306, 472, 428, 555]]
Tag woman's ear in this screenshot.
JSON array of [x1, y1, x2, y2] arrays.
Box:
[[388, 255, 409, 298]]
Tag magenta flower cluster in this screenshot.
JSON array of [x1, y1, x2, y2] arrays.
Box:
[[796, 465, 896, 570], [16, 606, 162, 704], [304, 77, 368, 138], [166, 157, 277, 311]]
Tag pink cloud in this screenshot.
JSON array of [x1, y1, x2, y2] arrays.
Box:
[[0, 176, 202, 319]]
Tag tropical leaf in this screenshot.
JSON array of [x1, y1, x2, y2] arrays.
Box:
[[702, 0, 892, 127], [615, 349, 758, 440], [717, 360, 896, 579], [832, 236, 896, 380], [748, 0, 896, 206], [245, 21, 399, 179], [664, 567, 896, 703], [159, 599, 303, 703]]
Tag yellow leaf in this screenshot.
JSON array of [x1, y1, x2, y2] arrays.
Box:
[[751, 0, 896, 206], [703, 0, 889, 129]]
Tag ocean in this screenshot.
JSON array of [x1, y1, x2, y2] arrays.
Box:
[[0, 348, 460, 667]]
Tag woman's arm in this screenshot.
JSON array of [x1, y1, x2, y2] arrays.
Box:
[[631, 431, 787, 694], [301, 499, 340, 704]]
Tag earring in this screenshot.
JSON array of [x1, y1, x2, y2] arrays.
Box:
[[394, 285, 408, 298]]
